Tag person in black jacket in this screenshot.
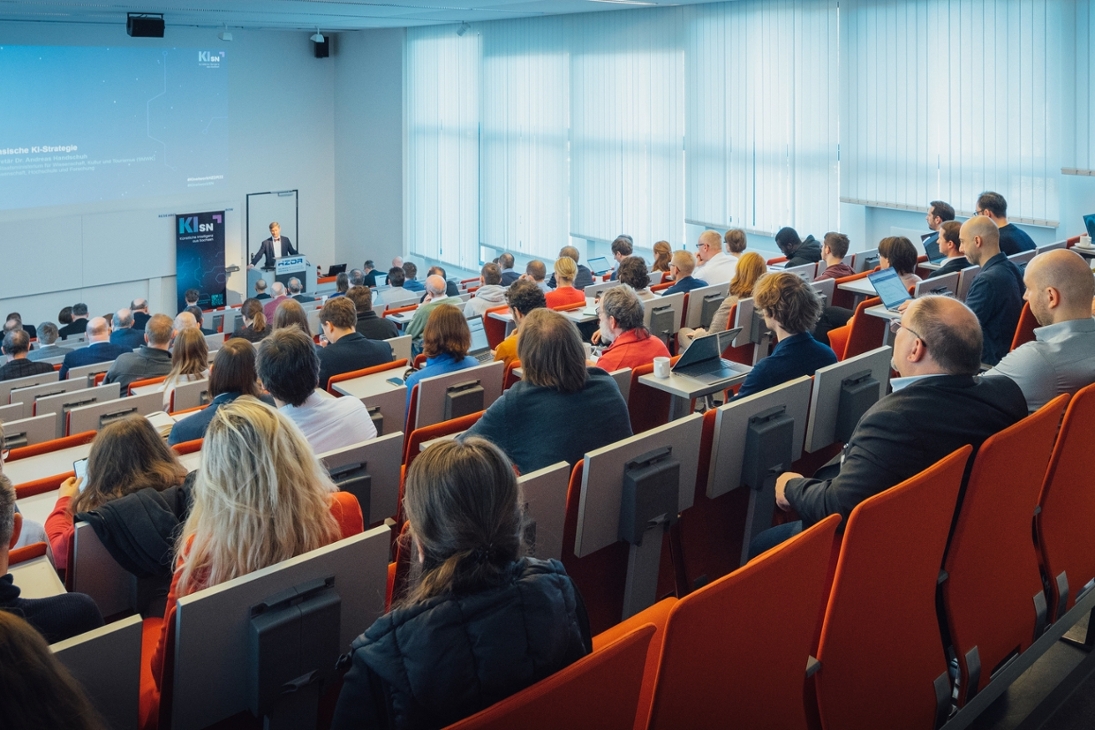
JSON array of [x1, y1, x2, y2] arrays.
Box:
[[332, 437, 591, 730], [349, 287, 399, 341], [774, 227, 823, 268], [0, 329, 55, 381], [753, 295, 1027, 557], [317, 297, 393, 390], [927, 220, 969, 280], [546, 245, 595, 290]]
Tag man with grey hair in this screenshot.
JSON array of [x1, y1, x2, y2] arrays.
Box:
[[110, 308, 146, 350], [262, 281, 289, 320], [960, 215, 1025, 366], [58, 302, 90, 340], [59, 316, 129, 379], [405, 274, 462, 347], [522, 259, 551, 294], [498, 252, 520, 286], [348, 269, 366, 289], [131, 298, 152, 329], [593, 284, 671, 372], [173, 311, 199, 332], [103, 313, 175, 392], [27, 322, 73, 362], [0, 329, 55, 381], [288, 277, 312, 304]]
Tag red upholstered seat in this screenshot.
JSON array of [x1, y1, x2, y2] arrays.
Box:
[[482, 305, 510, 350], [127, 374, 167, 396], [840, 296, 885, 362], [1009, 301, 1038, 351], [626, 357, 682, 435]]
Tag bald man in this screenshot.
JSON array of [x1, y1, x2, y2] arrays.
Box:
[[58, 316, 130, 380], [984, 250, 1095, 411], [960, 215, 1025, 366], [403, 274, 463, 346], [752, 296, 1026, 552], [693, 229, 737, 285]]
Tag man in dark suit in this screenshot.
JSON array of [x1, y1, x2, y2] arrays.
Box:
[[288, 277, 312, 304], [130, 299, 152, 331], [0, 330, 55, 381], [927, 221, 968, 280], [767, 296, 1026, 541], [110, 309, 146, 350], [348, 286, 399, 341], [498, 252, 521, 286], [248, 221, 298, 269], [317, 297, 393, 390], [185, 306, 217, 336], [102, 314, 175, 392], [59, 317, 130, 380], [5, 313, 35, 341], [57, 302, 89, 340], [961, 215, 1025, 366], [546, 245, 594, 290]]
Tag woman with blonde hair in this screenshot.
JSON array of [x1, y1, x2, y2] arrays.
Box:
[[545, 256, 587, 308], [230, 298, 268, 343], [273, 298, 313, 337], [332, 437, 590, 729], [678, 250, 768, 347], [161, 327, 209, 409], [46, 415, 187, 572]]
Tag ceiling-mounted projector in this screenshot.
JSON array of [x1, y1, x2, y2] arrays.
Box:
[[311, 30, 325, 43], [127, 12, 164, 38]]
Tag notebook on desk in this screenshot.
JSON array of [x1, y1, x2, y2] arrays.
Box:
[[467, 316, 494, 363], [671, 328, 751, 384], [867, 267, 912, 312]]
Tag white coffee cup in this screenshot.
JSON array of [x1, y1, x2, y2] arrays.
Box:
[[653, 356, 671, 379], [583, 343, 593, 359], [1080, 234, 1093, 249]]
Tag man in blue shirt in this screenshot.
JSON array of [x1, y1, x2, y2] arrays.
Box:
[[662, 250, 708, 295], [960, 215, 1025, 366], [977, 191, 1036, 256]]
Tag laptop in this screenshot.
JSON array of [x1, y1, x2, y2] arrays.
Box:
[[867, 267, 913, 312], [586, 256, 612, 276], [922, 232, 947, 263], [1083, 213, 1095, 241], [467, 316, 493, 363], [671, 328, 752, 384], [325, 264, 347, 276]]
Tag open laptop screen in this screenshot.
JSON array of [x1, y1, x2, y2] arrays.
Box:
[[586, 256, 611, 276], [1083, 213, 1095, 240], [467, 316, 490, 353], [867, 267, 912, 311]]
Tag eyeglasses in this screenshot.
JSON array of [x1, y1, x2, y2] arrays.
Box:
[[889, 319, 924, 341]]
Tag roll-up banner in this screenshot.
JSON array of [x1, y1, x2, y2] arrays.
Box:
[[176, 210, 227, 312]]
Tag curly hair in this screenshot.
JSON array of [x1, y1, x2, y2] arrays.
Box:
[[753, 271, 823, 334]]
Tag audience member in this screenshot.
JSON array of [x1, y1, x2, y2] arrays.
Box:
[[763, 297, 1026, 552], [130, 299, 151, 329], [724, 228, 748, 258], [5, 312, 36, 340], [923, 200, 956, 260], [317, 297, 393, 389], [161, 327, 209, 410], [693, 230, 737, 285], [662, 250, 708, 295], [288, 277, 311, 303], [349, 269, 366, 289], [404, 304, 480, 412], [546, 246, 595, 289], [57, 305, 73, 327], [464, 263, 509, 319], [169, 339, 269, 445], [608, 236, 634, 281], [593, 285, 671, 371], [960, 215, 1025, 366], [814, 232, 855, 281], [110, 308, 146, 350], [103, 314, 174, 392], [403, 262, 426, 292], [986, 250, 1095, 411], [385, 256, 405, 286], [258, 327, 377, 451], [59, 317, 129, 380], [545, 257, 587, 308], [46, 415, 188, 573], [273, 298, 312, 337], [0, 330, 54, 381], [57, 302, 89, 340], [230, 299, 270, 344], [498, 253, 520, 286], [617, 256, 655, 300], [427, 265, 461, 297], [878, 236, 922, 289], [183, 289, 200, 310], [262, 282, 289, 320], [977, 191, 1036, 255], [384, 266, 421, 308], [332, 437, 590, 729], [172, 311, 198, 333], [0, 611, 107, 729], [465, 310, 632, 474], [185, 305, 215, 336], [493, 280, 547, 368], [775, 227, 823, 268], [928, 220, 969, 278], [348, 286, 399, 341], [522, 259, 551, 294], [652, 240, 672, 276], [406, 275, 462, 349], [254, 278, 271, 300], [362, 260, 379, 288], [27, 322, 72, 362], [733, 272, 836, 400], [679, 251, 767, 347], [330, 272, 350, 298]]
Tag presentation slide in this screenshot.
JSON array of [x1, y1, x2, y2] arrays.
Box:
[[0, 45, 228, 211]]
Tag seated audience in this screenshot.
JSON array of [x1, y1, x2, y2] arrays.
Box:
[[46, 416, 188, 573], [230, 298, 270, 344], [386, 257, 404, 286], [5, 312, 35, 340], [404, 305, 480, 412], [362, 260, 379, 288], [57, 305, 73, 328], [185, 306, 215, 336], [545, 257, 588, 309], [172, 311, 197, 333], [1, 475, 103, 644], [617, 256, 655, 300], [253, 277, 271, 300], [493, 280, 547, 368], [523, 259, 551, 294], [169, 338, 271, 445], [318, 297, 394, 389], [464, 309, 632, 473], [878, 235, 922, 289], [0, 330, 54, 381], [593, 285, 671, 371], [498, 252, 520, 286], [986, 249, 1095, 412], [183, 289, 200, 310], [960, 215, 1025, 366], [403, 262, 426, 292], [161, 327, 209, 410], [652, 240, 672, 276], [27, 322, 72, 362], [923, 200, 956, 260], [58, 302, 89, 340], [814, 232, 855, 281], [348, 286, 400, 341], [928, 220, 969, 278], [429, 266, 460, 298], [259, 327, 377, 451], [724, 227, 748, 258], [59, 317, 129, 380], [262, 282, 290, 320], [130, 299, 152, 330], [678, 251, 767, 347], [332, 437, 590, 730], [288, 276, 312, 303], [661, 250, 708, 295], [693, 230, 737, 285], [349, 269, 366, 289], [774, 227, 822, 268], [733, 272, 837, 400], [406, 275, 462, 347], [110, 308, 146, 350], [978, 190, 1036, 255], [273, 298, 313, 337], [608, 236, 634, 281], [0, 611, 107, 729], [329, 271, 351, 298], [763, 296, 1027, 553], [103, 313, 174, 392], [547, 245, 595, 290], [464, 263, 509, 319]]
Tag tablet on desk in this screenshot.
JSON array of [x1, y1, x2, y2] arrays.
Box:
[[867, 268, 912, 312], [586, 256, 612, 276]]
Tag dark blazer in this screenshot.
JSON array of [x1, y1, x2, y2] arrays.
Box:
[[317, 332, 394, 390], [132, 311, 151, 330], [110, 327, 146, 351], [500, 269, 521, 286], [734, 332, 836, 401], [57, 318, 89, 340], [998, 223, 1036, 256], [785, 374, 1027, 526], [362, 269, 379, 287], [662, 275, 709, 296], [292, 294, 314, 304], [0, 358, 56, 382], [928, 256, 969, 279], [251, 236, 297, 268], [0, 574, 103, 644], [102, 346, 173, 392], [59, 341, 131, 380], [229, 325, 269, 344], [355, 311, 399, 341], [168, 391, 275, 445], [964, 252, 1025, 366]]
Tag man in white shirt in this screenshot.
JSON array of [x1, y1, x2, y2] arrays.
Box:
[[257, 327, 376, 453], [692, 230, 737, 285], [985, 249, 1095, 412]]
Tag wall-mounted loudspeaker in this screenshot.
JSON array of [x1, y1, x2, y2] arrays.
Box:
[[127, 13, 165, 38], [314, 36, 330, 58]]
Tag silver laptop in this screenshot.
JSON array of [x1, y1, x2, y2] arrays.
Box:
[[586, 256, 612, 276], [867, 267, 912, 312], [467, 316, 493, 363], [671, 328, 751, 384]]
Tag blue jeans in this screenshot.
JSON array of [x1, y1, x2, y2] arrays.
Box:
[[747, 521, 804, 561]]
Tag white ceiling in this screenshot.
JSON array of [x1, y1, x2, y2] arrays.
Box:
[[0, 0, 725, 30]]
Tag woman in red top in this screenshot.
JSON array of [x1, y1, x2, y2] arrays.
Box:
[[545, 256, 587, 309], [593, 283, 671, 372]]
